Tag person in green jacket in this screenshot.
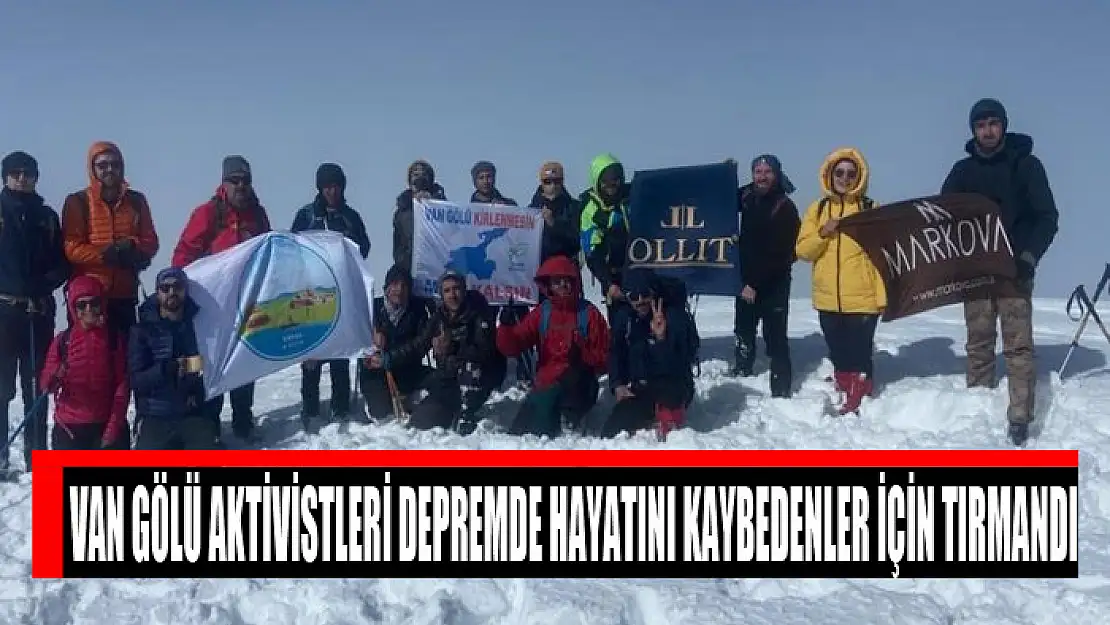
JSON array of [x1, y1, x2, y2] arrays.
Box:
[[578, 153, 631, 321]]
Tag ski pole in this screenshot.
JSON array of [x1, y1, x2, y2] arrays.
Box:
[[4, 392, 49, 456], [1060, 263, 1110, 378]]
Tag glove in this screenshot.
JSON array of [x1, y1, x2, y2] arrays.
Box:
[[101, 244, 121, 266], [498, 306, 517, 326], [591, 208, 610, 231], [1016, 253, 1036, 282], [567, 337, 582, 366]]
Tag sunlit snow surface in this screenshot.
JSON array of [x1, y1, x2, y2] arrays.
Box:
[[2, 294, 1108, 625]]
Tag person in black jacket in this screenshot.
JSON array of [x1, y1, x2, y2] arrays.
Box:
[[128, 267, 214, 450], [730, 154, 801, 398], [0, 151, 69, 474], [529, 161, 582, 266], [470, 161, 518, 206], [392, 160, 447, 273], [291, 163, 371, 426], [604, 269, 698, 441], [406, 270, 505, 435], [941, 98, 1060, 446], [360, 264, 433, 420]]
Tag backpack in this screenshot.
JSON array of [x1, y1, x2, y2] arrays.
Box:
[[626, 275, 702, 377], [52, 325, 120, 384], [817, 195, 874, 220], [539, 299, 589, 340]]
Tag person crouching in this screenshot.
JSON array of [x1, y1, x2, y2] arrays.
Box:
[[38, 276, 130, 450], [128, 267, 213, 449], [496, 255, 609, 437], [406, 270, 505, 435], [604, 269, 697, 440]]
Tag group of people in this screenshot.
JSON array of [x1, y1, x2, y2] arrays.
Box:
[[0, 97, 1059, 474]]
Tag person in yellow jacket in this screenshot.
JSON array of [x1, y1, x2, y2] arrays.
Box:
[[795, 147, 886, 414]]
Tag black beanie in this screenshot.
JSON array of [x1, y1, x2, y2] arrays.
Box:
[[969, 98, 1008, 131], [471, 160, 496, 183], [2, 151, 39, 179], [316, 162, 346, 192]]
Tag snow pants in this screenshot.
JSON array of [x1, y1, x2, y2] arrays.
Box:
[[134, 415, 219, 450], [359, 363, 430, 420], [507, 372, 599, 437], [52, 422, 131, 450], [300, 359, 351, 417], [203, 383, 256, 435], [963, 294, 1035, 424], [818, 311, 879, 378], [407, 373, 496, 432], [734, 278, 792, 395], [601, 376, 692, 438], [0, 299, 53, 471]]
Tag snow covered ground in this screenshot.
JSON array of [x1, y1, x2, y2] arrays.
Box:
[[1, 296, 1108, 625]]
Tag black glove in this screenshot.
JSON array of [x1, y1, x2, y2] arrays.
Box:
[[1016, 255, 1036, 282], [567, 338, 582, 367], [101, 244, 121, 266], [591, 208, 610, 231], [498, 307, 517, 326]]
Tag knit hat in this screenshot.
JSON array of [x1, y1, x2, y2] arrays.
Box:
[[621, 268, 657, 299], [439, 268, 467, 290], [539, 161, 565, 181], [222, 155, 251, 180], [407, 160, 435, 184], [471, 160, 496, 183], [750, 154, 796, 194], [384, 263, 413, 290], [156, 267, 189, 292], [969, 98, 1008, 131], [1, 151, 38, 179], [316, 162, 346, 192]]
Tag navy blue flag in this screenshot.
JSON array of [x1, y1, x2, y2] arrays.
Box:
[[625, 162, 740, 296]]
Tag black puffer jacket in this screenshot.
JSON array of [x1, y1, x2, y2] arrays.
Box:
[[941, 132, 1059, 267], [737, 183, 801, 291], [292, 197, 371, 258], [529, 187, 582, 262], [413, 289, 505, 389]]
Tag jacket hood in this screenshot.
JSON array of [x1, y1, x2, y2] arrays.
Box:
[[86, 141, 128, 193], [963, 132, 1034, 160], [819, 147, 870, 199], [535, 255, 582, 294], [588, 153, 623, 191], [66, 276, 105, 318]]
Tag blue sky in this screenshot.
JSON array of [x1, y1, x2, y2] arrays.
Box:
[[2, 0, 1105, 304]]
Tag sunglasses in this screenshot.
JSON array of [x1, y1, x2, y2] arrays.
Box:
[[549, 276, 573, 287], [93, 160, 122, 171], [224, 176, 251, 186], [833, 168, 858, 180], [541, 178, 563, 185], [74, 298, 102, 312], [158, 282, 184, 293]]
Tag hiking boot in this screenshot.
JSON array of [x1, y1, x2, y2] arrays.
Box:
[[770, 372, 792, 399], [1008, 422, 1030, 446], [730, 341, 753, 377]]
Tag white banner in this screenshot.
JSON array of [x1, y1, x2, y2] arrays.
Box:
[[412, 199, 544, 305], [183, 231, 376, 399]]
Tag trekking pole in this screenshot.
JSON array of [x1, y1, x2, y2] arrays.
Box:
[[4, 393, 49, 458], [1060, 285, 1110, 377], [385, 371, 408, 422], [1059, 263, 1110, 378], [24, 302, 42, 466]]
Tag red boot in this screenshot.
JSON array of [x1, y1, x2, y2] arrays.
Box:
[[838, 373, 869, 415], [655, 404, 686, 441], [831, 371, 851, 393]]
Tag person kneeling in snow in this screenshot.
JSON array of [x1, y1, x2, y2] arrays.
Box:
[[496, 255, 609, 437], [360, 264, 434, 420], [406, 270, 505, 435], [128, 267, 214, 450], [604, 269, 698, 440], [39, 276, 130, 450]]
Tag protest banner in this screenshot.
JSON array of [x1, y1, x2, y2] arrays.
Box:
[[838, 193, 1018, 321], [626, 162, 740, 296], [412, 200, 544, 305], [183, 231, 376, 398]]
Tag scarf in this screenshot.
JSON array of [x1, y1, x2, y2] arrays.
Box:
[[384, 297, 407, 326]]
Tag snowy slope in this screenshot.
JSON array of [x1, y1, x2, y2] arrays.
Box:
[[2, 296, 1109, 625]]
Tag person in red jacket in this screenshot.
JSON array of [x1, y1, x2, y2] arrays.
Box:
[[496, 255, 609, 437], [38, 276, 130, 450], [170, 155, 272, 441]]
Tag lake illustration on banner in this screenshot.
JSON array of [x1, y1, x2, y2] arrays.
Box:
[[236, 234, 342, 361]]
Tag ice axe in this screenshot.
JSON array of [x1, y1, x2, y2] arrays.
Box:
[[1059, 263, 1110, 379]]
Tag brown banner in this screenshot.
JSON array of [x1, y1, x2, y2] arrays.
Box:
[[839, 193, 1018, 321]]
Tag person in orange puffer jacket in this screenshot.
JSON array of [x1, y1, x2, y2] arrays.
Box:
[[38, 276, 130, 450], [61, 141, 159, 335]]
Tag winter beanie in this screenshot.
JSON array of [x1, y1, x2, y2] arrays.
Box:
[[471, 160, 496, 183], [156, 267, 189, 292], [316, 162, 346, 192], [750, 154, 796, 194], [2, 151, 38, 179], [408, 160, 435, 184], [222, 155, 251, 179], [539, 161, 565, 181], [969, 98, 1008, 132], [439, 268, 467, 290]]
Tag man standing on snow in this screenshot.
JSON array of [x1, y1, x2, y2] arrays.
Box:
[[172, 155, 272, 441], [731, 154, 801, 398], [61, 141, 159, 334], [528, 161, 582, 266], [291, 162, 370, 427], [0, 151, 69, 474], [941, 98, 1059, 446], [392, 160, 446, 274], [579, 153, 632, 323]]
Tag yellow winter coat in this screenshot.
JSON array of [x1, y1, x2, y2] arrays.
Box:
[[795, 147, 887, 314]]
